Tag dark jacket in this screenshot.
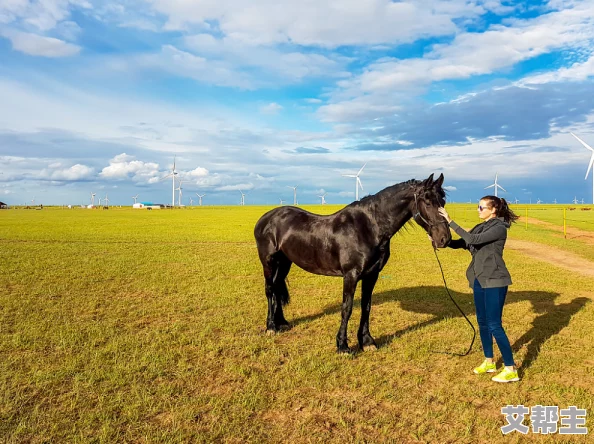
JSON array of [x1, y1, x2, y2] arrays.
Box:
[[448, 217, 512, 289]]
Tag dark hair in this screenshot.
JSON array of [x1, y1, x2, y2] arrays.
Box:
[[480, 195, 519, 225]]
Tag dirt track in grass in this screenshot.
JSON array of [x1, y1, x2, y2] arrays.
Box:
[[507, 239, 594, 279]]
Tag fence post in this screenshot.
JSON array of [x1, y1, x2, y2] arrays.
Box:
[[525, 207, 528, 230], [563, 207, 566, 239]]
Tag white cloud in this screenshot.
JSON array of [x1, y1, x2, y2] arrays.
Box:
[[149, 0, 483, 47], [185, 166, 209, 178], [443, 185, 457, 191], [319, 2, 594, 122], [216, 183, 254, 191], [48, 163, 94, 180], [520, 53, 594, 85], [100, 153, 160, 182], [260, 102, 283, 115], [2, 30, 81, 57], [0, 0, 91, 31]]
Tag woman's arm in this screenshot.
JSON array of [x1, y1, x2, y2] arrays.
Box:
[[448, 221, 506, 245]]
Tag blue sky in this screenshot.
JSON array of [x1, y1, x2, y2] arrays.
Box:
[[1, 0, 594, 206]]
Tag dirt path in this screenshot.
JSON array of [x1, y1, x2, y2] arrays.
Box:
[[524, 216, 594, 245], [507, 239, 594, 279]]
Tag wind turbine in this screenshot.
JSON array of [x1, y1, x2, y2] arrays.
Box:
[[97, 197, 102, 206], [570, 132, 594, 204], [176, 177, 184, 206], [90, 192, 96, 206], [279, 198, 285, 205], [553, 198, 557, 204], [104, 194, 109, 208], [132, 194, 139, 204], [160, 156, 178, 207], [513, 198, 520, 204], [286, 186, 298, 205], [484, 173, 506, 197], [189, 197, 194, 206], [573, 196, 579, 204], [536, 198, 542, 204], [318, 193, 327, 205], [581, 198, 585, 204], [196, 193, 205, 206], [239, 190, 246, 206], [342, 163, 366, 201]]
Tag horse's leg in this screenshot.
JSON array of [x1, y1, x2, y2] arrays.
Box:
[[257, 239, 280, 335], [336, 271, 359, 354], [263, 259, 279, 335], [272, 254, 292, 331], [358, 271, 379, 351]]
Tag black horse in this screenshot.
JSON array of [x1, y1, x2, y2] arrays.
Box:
[[254, 173, 451, 353]]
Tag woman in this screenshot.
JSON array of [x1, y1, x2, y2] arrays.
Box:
[[438, 196, 520, 383]]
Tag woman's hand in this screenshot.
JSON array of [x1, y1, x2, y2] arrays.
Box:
[[438, 207, 451, 223]]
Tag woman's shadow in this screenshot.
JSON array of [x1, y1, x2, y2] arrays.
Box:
[[290, 286, 589, 369]]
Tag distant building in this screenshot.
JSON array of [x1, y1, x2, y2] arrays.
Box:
[[133, 202, 164, 209], [0, 201, 7, 209]]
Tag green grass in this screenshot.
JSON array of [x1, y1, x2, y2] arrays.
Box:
[[1, 206, 593, 442]]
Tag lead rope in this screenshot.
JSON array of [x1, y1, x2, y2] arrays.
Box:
[[431, 244, 476, 357]]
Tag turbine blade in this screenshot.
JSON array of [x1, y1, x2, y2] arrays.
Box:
[[498, 185, 507, 192], [343, 174, 357, 178], [586, 154, 594, 179], [357, 177, 364, 191], [357, 163, 367, 176], [571, 132, 594, 152], [484, 184, 495, 189]]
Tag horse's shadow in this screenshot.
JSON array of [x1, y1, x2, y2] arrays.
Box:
[[290, 286, 589, 369]]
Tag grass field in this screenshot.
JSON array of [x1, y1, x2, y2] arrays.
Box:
[[1, 204, 594, 442]]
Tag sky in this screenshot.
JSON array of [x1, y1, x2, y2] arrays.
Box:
[[1, 0, 594, 206]]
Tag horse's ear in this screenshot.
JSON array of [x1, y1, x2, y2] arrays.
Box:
[[434, 173, 444, 188], [423, 173, 435, 188]]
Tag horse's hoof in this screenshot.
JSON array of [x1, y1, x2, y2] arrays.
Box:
[[278, 324, 291, 332], [337, 347, 352, 356], [266, 329, 276, 336], [363, 344, 377, 352]]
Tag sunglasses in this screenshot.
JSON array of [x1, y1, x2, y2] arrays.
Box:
[[478, 205, 490, 211]]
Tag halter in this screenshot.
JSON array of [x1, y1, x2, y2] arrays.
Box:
[[412, 193, 433, 227]]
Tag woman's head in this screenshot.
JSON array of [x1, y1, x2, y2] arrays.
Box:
[[478, 196, 519, 224]]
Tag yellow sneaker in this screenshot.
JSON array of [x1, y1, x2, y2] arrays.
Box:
[[473, 359, 497, 374], [492, 367, 520, 383]]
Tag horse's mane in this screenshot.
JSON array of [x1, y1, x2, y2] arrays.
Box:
[[348, 178, 422, 208]]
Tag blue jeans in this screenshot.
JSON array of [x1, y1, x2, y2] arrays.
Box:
[[473, 279, 515, 367]]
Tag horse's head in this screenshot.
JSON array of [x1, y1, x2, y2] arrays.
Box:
[[412, 173, 451, 248]]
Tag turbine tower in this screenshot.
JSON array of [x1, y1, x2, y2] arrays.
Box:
[[570, 132, 594, 204], [189, 197, 194, 206], [484, 173, 506, 197], [342, 163, 366, 201], [239, 190, 246, 206], [90, 192, 96, 206], [286, 186, 298, 205], [279, 198, 285, 205], [318, 193, 327, 205], [573, 196, 579, 204], [132, 194, 139, 204], [513, 198, 519, 204], [196, 193, 205, 206], [104, 194, 109, 208]]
